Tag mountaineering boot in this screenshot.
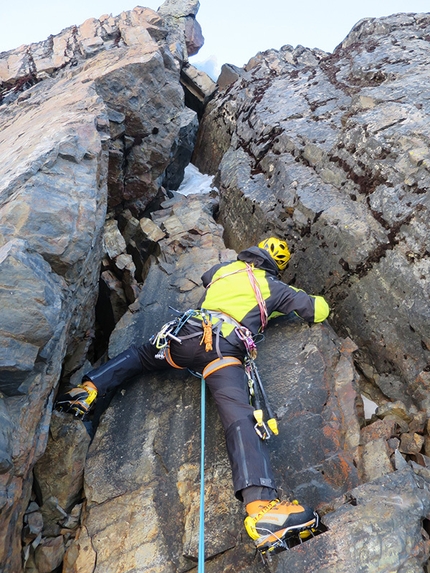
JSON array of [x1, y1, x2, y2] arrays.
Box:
[[55, 380, 98, 418], [244, 499, 319, 552]]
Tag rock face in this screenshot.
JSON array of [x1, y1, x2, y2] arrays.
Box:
[[275, 467, 430, 573], [0, 1, 209, 570], [1, 5, 430, 573], [193, 13, 430, 411], [62, 192, 360, 573], [62, 192, 430, 573]]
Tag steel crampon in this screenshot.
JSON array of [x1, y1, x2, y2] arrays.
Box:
[[256, 516, 324, 566]]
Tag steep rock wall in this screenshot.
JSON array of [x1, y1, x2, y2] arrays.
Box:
[[63, 192, 362, 572], [193, 13, 430, 410], [55, 191, 430, 573], [1, 6, 430, 573], [0, 2, 203, 571]]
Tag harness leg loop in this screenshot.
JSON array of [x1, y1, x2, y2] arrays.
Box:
[[202, 357, 242, 379]]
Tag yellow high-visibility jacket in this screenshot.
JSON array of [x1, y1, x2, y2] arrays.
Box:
[[199, 246, 329, 347]]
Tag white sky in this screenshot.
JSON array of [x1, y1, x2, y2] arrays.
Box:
[[1, 1, 429, 79]]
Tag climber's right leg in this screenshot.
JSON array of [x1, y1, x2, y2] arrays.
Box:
[[55, 342, 170, 417]]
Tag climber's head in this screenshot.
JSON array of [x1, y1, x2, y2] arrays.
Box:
[[258, 237, 291, 271]]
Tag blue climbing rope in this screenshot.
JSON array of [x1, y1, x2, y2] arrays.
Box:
[[198, 374, 206, 573]]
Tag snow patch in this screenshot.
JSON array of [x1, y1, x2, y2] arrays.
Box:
[[177, 163, 214, 196], [361, 394, 378, 419]]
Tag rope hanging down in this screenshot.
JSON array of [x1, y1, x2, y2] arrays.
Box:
[[198, 374, 206, 573]]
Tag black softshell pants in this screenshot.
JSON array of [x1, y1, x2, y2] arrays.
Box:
[[85, 322, 277, 502]]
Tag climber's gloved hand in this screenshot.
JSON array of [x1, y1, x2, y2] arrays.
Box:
[[55, 380, 98, 418]]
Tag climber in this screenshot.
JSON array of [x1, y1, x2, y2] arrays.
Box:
[[56, 237, 329, 554]]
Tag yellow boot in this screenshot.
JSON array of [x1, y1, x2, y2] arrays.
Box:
[[244, 499, 318, 551], [55, 380, 98, 418]]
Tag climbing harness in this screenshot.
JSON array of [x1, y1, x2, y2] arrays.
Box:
[[202, 356, 242, 378], [150, 309, 218, 357], [151, 305, 278, 442], [150, 307, 253, 362]]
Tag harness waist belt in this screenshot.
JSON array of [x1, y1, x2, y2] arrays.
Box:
[[192, 310, 243, 330]]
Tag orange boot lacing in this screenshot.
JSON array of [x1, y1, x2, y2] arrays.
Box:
[[244, 499, 280, 540]]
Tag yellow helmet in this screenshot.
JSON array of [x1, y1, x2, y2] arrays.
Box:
[[258, 237, 291, 270]]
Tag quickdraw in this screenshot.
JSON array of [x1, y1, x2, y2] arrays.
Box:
[[245, 357, 279, 440], [150, 320, 182, 359], [235, 326, 257, 360], [150, 309, 197, 359]]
